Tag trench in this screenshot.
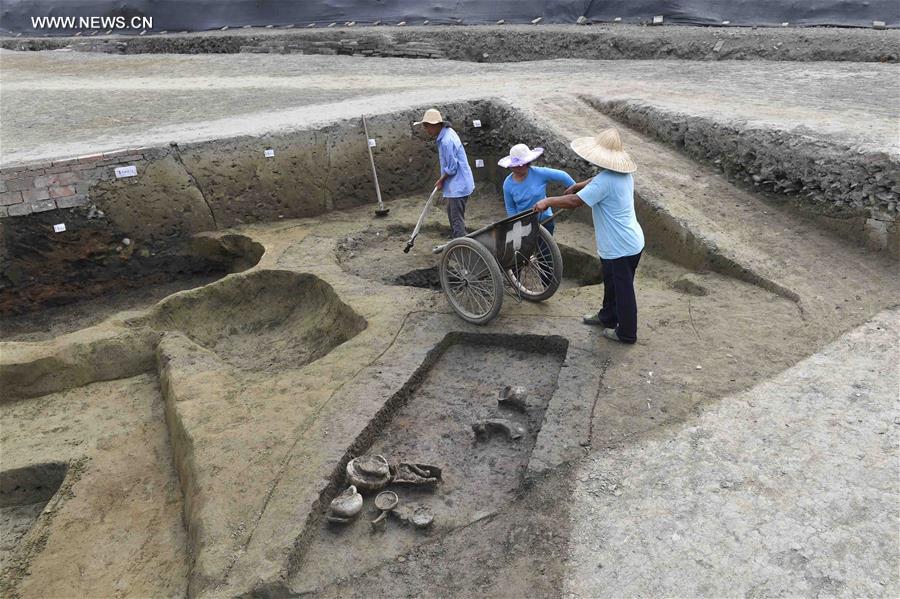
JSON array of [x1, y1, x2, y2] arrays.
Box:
[[0, 233, 265, 341], [288, 332, 568, 594]]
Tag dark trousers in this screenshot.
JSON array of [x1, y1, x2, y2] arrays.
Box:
[[542, 219, 555, 235], [597, 251, 642, 343], [446, 196, 468, 238]]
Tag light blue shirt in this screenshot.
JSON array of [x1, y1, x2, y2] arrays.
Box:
[[577, 171, 645, 260], [437, 127, 475, 199], [503, 166, 575, 220]]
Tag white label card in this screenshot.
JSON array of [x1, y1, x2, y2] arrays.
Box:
[[114, 165, 137, 178], [368, 138, 377, 148], [653, 15, 664, 24], [472, 119, 482, 128], [53, 223, 66, 233], [264, 148, 275, 158], [475, 159, 484, 168]]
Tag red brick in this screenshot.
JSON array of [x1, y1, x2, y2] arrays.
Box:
[[0, 165, 30, 177], [55, 195, 89, 209], [0, 191, 23, 206], [7, 203, 31, 217], [31, 199, 58, 213], [51, 157, 80, 168], [76, 153, 105, 163], [44, 165, 74, 174], [21, 188, 51, 202], [48, 185, 76, 198], [101, 148, 132, 159], [5, 177, 33, 192], [35, 172, 80, 187]]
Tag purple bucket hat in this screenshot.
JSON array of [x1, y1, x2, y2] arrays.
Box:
[[498, 144, 544, 168]]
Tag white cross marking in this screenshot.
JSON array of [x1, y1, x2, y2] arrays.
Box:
[[507, 220, 532, 252]]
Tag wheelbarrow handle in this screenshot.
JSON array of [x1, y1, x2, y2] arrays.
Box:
[[539, 207, 566, 227]]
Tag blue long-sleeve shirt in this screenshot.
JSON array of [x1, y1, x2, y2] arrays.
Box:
[[437, 126, 475, 198], [503, 166, 576, 220]]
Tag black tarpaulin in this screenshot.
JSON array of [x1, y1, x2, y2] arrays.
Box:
[[1, 0, 896, 34]]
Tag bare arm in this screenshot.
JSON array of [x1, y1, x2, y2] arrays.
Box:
[[564, 178, 593, 195], [533, 194, 585, 212]]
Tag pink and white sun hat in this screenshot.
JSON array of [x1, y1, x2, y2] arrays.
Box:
[[498, 143, 544, 168]]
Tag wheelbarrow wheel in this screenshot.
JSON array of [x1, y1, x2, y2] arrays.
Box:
[[440, 237, 504, 325], [507, 225, 563, 302]]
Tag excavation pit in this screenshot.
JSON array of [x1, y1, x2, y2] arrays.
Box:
[[1, 463, 67, 556], [0, 233, 264, 342], [147, 270, 366, 372], [393, 267, 442, 290], [290, 333, 567, 593], [337, 222, 606, 293]]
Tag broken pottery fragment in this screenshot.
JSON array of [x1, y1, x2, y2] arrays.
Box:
[[346, 455, 391, 492], [472, 418, 525, 441], [390, 463, 442, 488], [327, 485, 363, 523], [498, 385, 528, 411], [411, 507, 434, 529], [393, 504, 435, 530]]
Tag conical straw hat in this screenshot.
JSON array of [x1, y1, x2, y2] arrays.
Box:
[[570, 128, 636, 174]]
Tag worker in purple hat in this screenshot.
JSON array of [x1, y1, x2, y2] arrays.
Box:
[[499, 143, 575, 235]]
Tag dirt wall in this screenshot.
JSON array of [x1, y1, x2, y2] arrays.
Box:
[[588, 97, 900, 256], [3, 25, 898, 63]]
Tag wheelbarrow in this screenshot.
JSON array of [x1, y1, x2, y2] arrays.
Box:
[[422, 209, 563, 325]]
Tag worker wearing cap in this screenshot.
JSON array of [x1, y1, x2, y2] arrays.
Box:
[[533, 128, 645, 344], [414, 108, 475, 238]]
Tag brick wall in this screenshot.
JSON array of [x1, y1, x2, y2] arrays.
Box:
[[0, 148, 157, 218]]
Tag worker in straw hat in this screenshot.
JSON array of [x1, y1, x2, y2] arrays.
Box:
[[498, 143, 575, 235], [414, 108, 475, 238], [533, 128, 645, 344]]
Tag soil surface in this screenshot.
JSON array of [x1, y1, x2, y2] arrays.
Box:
[[2, 51, 897, 165]]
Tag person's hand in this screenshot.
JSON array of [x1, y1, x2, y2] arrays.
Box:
[[533, 199, 549, 212], [434, 178, 444, 190]]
